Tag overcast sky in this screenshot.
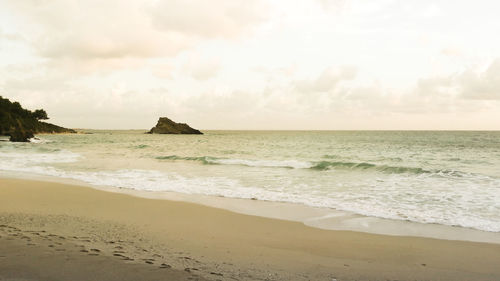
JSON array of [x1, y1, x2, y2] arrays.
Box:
[[1, 0, 500, 130]]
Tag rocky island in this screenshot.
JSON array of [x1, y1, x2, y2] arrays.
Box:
[[147, 117, 203, 135], [0, 96, 75, 142]]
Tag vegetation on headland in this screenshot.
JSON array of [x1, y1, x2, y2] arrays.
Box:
[[0, 96, 75, 142]]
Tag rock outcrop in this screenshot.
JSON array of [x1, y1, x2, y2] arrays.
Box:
[[0, 96, 76, 142], [147, 117, 203, 135]]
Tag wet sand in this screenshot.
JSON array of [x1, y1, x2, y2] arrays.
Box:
[[1, 178, 500, 281]]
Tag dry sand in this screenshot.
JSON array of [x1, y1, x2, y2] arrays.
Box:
[[0, 234, 206, 281], [1, 178, 499, 281]]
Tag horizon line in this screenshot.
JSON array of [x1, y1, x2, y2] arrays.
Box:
[[69, 128, 500, 132]]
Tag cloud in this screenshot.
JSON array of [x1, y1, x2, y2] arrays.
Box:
[[150, 0, 267, 38], [440, 47, 463, 57], [152, 63, 175, 79], [1, 76, 182, 129], [4, 0, 189, 60], [294, 66, 357, 93], [2, 1, 500, 130], [316, 0, 348, 12], [182, 55, 221, 80], [416, 76, 455, 97], [0, 27, 23, 42], [459, 59, 500, 100], [415, 59, 500, 100], [4, 0, 267, 61], [422, 3, 440, 18]]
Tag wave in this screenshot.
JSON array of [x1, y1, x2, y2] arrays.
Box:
[[156, 155, 216, 164], [0, 150, 81, 165], [155, 155, 444, 175], [156, 155, 311, 169], [1, 163, 499, 233], [309, 161, 431, 174], [2, 151, 500, 233]]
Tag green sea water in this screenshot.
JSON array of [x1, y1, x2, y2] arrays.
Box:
[[1, 130, 499, 232]]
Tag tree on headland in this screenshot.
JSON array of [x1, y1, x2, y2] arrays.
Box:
[[0, 95, 74, 142], [32, 109, 49, 120]]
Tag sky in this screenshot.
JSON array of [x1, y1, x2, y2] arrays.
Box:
[[1, 0, 500, 130]]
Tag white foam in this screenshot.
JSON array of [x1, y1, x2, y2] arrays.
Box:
[[1, 150, 500, 233], [28, 137, 53, 144], [2, 160, 500, 233], [0, 151, 80, 165]]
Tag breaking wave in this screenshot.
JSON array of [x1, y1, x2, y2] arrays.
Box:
[[155, 155, 468, 176]]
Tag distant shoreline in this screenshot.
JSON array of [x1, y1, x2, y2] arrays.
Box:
[[60, 129, 500, 132]]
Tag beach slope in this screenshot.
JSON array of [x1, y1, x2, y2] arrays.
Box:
[[1, 178, 499, 281]]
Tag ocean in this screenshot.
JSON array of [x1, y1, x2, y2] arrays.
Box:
[[1, 130, 499, 233]]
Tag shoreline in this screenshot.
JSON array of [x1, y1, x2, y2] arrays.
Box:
[[3, 171, 500, 245], [1, 177, 500, 280]]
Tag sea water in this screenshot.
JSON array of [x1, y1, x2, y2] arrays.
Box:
[[1, 130, 499, 233]]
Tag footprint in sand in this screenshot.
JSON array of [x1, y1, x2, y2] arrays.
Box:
[[112, 253, 133, 261], [159, 263, 171, 269]]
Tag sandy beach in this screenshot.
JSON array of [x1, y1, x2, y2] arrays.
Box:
[[3, 0, 500, 279], [1, 178, 500, 281]]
